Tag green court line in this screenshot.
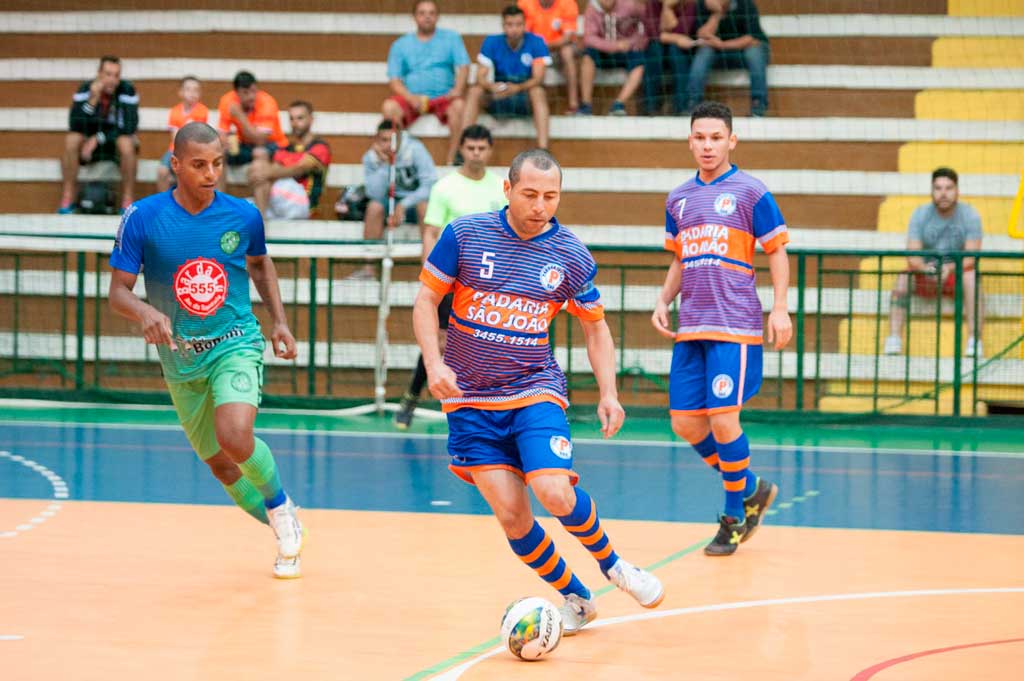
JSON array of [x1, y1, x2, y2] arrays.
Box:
[[402, 536, 710, 681]]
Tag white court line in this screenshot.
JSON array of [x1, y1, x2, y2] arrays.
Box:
[[0, 635, 24, 641], [0, 415, 1022, 460], [432, 587, 1024, 680], [0, 450, 68, 539]]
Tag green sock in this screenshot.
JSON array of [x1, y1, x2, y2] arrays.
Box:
[[237, 437, 286, 508], [222, 476, 269, 524]]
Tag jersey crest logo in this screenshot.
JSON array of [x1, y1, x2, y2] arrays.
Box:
[[521, 53, 533, 67], [712, 374, 735, 399], [549, 435, 573, 460], [174, 257, 228, 318], [220, 230, 240, 255], [539, 263, 565, 292], [714, 193, 737, 217]]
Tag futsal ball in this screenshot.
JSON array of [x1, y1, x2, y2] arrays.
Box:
[[499, 596, 563, 661]]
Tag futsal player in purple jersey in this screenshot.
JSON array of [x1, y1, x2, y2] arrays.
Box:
[[413, 149, 664, 635], [652, 101, 792, 556]]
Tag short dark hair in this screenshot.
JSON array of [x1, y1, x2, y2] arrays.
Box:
[[932, 167, 958, 185], [690, 101, 733, 131], [289, 100, 313, 114], [413, 0, 437, 13], [232, 71, 257, 91], [173, 122, 222, 157], [377, 119, 398, 134], [98, 55, 120, 69], [502, 5, 524, 19], [460, 124, 493, 146], [180, 74, 200, 87], [508, 149, 561, 187]]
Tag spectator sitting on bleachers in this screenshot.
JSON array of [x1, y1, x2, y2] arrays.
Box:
[[580, 0, 648, 116], [383, 0, 470, 165], [59, 55, 139, 214], [688, 0, 770, 117], [464, 5, 551, 149], [216, 71, 289, 187], [351, 120, 438, 279], [641, 0, 699, 115], [155, 76, 209, 193], [885, 167, 985, 358], [518, 0, 581, 114], [248, 101, 332, 220]]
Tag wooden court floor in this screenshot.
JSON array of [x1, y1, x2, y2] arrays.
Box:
[[2, 414, 1023, 680]]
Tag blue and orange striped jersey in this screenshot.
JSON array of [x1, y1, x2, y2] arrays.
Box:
[[664, 165, 789, 345], [420, 209, 604, 412]]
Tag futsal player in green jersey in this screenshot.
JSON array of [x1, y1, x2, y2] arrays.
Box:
[[395, 124, 507, 429], [109, 122, 306, 579]]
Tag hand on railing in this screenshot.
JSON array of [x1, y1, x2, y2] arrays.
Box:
[[766, 308, 792, 350], [271, 322, 298, 360], [651, 300, 676, 340]]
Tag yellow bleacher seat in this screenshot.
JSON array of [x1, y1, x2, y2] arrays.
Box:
[[896, 143, 1024, 175], [838, 316, 1020, 357], [932, 38, 1024, 68], [915, 90, 1024, 120]]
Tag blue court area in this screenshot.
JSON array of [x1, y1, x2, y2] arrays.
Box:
[[1, 420, 1022, 535]]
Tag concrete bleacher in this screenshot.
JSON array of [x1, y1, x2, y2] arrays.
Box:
[[0, 0, 1022, 413]]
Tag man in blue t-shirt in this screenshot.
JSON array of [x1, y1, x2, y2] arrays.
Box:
[[108, 122, 306, 579], [383, 0, 470, 165], [464, 5, 552, 149]]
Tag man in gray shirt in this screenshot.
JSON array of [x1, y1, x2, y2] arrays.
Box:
[[352, 119, 438, 279], [885, 167, 984, 357]]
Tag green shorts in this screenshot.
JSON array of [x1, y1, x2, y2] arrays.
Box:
[[166, 348, 264, 460]]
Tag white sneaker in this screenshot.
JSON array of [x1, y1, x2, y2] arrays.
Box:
[[883, 335, 902, 355], [965, 337, 984, 358], [559, 593, 597, 636], [273, 553, 301, 580], [268, 497, 304, 558], [607, 558, 665, 609]]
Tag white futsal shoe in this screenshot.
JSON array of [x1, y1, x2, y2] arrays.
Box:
[[559, 593, 597, 636], [273, 554, 302, 580], [607, 558, 665, 608]]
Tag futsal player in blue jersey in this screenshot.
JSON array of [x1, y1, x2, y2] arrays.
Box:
[[108, 122, 306, 579], [413, 149, 664, 635], [652, 102, 791, 556]]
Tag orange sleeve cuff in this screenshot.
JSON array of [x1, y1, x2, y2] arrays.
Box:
[[567, 300, 605, 322], [761, 233, 790, 255], [419, 269, 453, 296]]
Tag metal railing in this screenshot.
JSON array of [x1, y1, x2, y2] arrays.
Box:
[[1, 239, 1021, 420]]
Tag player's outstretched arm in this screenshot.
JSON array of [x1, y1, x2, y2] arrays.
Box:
[[412, 284, 462, 400], [765, 246, 793, 350], [651, 257, 681, 340], [246, 254, 297, 359], [579, 317, 625, 439], [108, 267, 177, 351]]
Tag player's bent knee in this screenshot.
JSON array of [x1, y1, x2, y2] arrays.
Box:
[[204, 451, 242, 484], [531, 475, 575, 517], [214, 424, 255, 458]]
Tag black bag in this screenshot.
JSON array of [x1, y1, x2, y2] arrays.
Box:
[[77, 182, 116, 215], [334, 184, 369, 222]]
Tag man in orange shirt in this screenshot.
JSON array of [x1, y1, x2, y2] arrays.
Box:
[[156, 75, 209, 193], [216, 71, 289, 188], [518, 0, 580, 113]]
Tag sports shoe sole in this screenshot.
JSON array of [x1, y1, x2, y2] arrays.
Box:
[[640, 588, 666, 609], [741, 482, 778, 544]]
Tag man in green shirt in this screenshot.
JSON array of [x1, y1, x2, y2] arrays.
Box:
[[395, 124, 506, 429]]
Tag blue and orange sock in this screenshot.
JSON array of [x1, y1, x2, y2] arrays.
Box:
[[236, 437, 286, 509], [557, 488, 620, 576], [509, 521, 591, 600], [716, 433, 758, 520], [691, 432, 721, 471]]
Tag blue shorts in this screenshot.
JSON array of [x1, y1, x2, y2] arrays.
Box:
[[447, 401, 578, 485], [487, 92, 530, 118], [669, 340, 762, 415], [584, 48, 645, 72]]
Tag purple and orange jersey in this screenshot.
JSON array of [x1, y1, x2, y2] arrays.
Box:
[[419, 209, 604, 412], [664, 165, 789, 345]]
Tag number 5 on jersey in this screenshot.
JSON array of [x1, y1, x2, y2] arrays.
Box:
[[480, 251, 496, 279]]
